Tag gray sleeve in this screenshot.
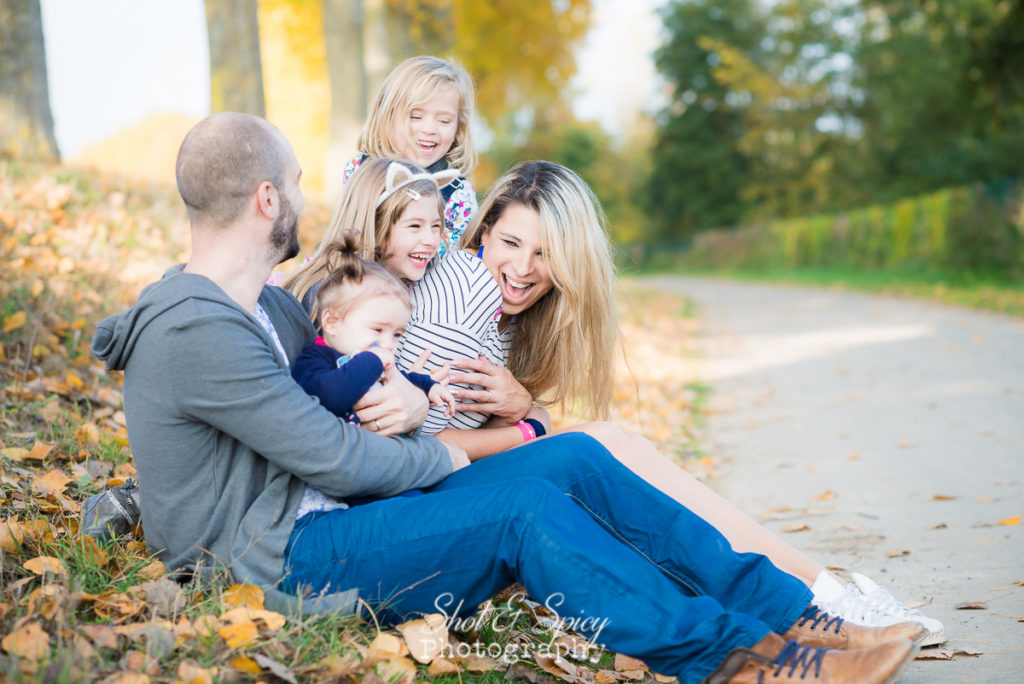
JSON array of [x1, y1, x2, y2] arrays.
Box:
[[165, 311, 452, 497]]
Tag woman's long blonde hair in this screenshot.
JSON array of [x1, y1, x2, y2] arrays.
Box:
[[358, 55, 477, 176], [460, 162, 618, 418], [283, 157, 442, 306]]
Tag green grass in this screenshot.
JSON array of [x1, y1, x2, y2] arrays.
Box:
[[630, 265, 1024, 317]]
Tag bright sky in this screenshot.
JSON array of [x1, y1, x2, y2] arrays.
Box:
[[40, 0, 663, 159]]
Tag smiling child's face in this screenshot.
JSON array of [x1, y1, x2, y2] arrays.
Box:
[[394, 83, 460, 168]]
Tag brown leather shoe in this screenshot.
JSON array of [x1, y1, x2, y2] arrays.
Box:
[[783, 604, 925, 649], [703, 632, 918, 683]]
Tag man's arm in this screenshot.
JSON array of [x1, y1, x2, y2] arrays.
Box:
[[167, 313, 452, 498]]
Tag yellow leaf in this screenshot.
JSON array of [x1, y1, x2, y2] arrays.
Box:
[[176, 660, 214, 683], [997, 515, 1020, 527], [25, 441, 53, 461], [219, 620, 258, 648], [3, 311, 26, 333], [66, 373, 85, 389], [1, 447, 29, 462], [1, 621, 50, 661], [33, 468, 71, 495], [229, 655, 262, 675], [369, 632, 409, 660], [31, 279, 44, 298], [71, 317, 87, 330], [23, 555, 68, 576], [812, 490, 837, 501], [221, 584, 265, 610], [932, 494, 957, 501], [427, 658, 462, 677], [137, 560, 168, 579], [76, 422, 100, 445]]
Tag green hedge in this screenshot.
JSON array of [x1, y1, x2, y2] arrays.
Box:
[[634, 179, 1024, 278]]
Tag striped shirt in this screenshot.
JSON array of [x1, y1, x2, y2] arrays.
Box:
[[397, 250, 511, 434]]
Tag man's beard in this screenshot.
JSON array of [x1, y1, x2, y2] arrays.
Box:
[[269, 192, 300, 264]]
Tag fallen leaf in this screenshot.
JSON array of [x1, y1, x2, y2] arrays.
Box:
[[252, 653, 298, 684], [219, 620, 258, 648], [374, 656, 418, 684], [846, 452, 861, 461], [121, 649, 160, 674], [781, 523, 810, 533], [1, 446, 29, 461], [977, 495, 997, 503], [3, 310, 27, 333], [229, 655, 262, 675], [886, 549, 911, 558], [23, 555, 68, 576], [32, 468, 71, 495], [997, 515, 1020, 527], [27, 584, 70, 622], [955, 601, 988, 610], [176, 659, 214, 683], [929, 522, 948, 530], [101, 673, 151, 684], [25, 441, 53, 460], [595, 671, 619, 684], [221, 583, 264, 610], [1, 621, 50, 661], [398, 614, 448, 664], [501, 659, 544, 679], [136, 560, 167, 579], [369, 632, 409, 660], [614, 654, 648, 672], [915, 646, 982, 660], [812, 490, 837, 501], [428, 658, 462, 677], [76, 422, 100, 445], [932, 494, 956, 501], [897, 439, 915, 448], [140, 578, 186, 618], [653, 674, 677, 683], [79, 624, 120, 649]]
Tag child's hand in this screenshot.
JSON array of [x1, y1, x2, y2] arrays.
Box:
[[365, 343, 395, 372], [429, 382, 457, 418]]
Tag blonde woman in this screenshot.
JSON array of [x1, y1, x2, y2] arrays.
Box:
[[394, 161, 944, 644]]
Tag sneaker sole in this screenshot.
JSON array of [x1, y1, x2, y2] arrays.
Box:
[[881, 642, 921, 684]]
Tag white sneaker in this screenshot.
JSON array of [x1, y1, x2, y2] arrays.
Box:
[[811, 571, 887, 624], [850, 572, 946, 647]]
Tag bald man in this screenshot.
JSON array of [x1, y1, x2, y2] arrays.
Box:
[[93, 114, 919, 684]]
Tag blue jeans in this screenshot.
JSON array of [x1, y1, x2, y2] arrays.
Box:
[[282, 433, 811, 684]]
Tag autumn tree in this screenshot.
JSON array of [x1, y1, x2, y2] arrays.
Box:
[[205, 0, 266, 116], [0, 0, 59, 162], [323, 0, 368, 195]]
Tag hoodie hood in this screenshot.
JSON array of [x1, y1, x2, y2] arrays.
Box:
[[92, 265, 246, 371]]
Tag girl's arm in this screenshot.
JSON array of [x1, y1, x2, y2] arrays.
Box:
[[293, 345, 384, 417]]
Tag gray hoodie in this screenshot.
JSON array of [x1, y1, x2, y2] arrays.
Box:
[[92, 266, 453, 601]]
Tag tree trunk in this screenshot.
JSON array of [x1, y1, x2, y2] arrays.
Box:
[[205, 0, 266, 116], [322, 0, 367, 201], [0, 0, 59, 162]]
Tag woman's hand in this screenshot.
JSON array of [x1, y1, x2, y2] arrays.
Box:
[[449, 355, 532, 425], [354, 367, 429, 436]]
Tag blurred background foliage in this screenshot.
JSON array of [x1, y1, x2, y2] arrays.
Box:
[[4, 0, 1023, 274]]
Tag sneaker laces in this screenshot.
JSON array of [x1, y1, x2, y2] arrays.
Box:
[[761, 640, 828, 681], [797, 605, 844, 634], [820, 583, 889, 625], [857, 583, 925, 620]]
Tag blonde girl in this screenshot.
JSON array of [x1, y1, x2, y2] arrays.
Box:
[[344, 55, 478, 250], [284, 157, 458, 310]]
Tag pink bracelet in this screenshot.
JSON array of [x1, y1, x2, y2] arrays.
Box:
[[516, 420, 537, 442]]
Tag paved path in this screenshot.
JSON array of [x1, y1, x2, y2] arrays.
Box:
[[638, 276, 1024, 682]]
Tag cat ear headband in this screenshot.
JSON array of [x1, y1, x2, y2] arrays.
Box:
[[376, 162, 461, 207]]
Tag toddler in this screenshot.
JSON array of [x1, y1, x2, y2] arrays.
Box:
[[292, 235, 455, 428]]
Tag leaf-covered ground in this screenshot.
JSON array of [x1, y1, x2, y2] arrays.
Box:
[[0, 163, 705, 683]]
